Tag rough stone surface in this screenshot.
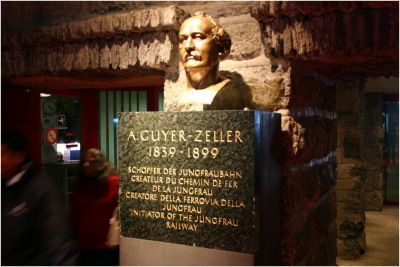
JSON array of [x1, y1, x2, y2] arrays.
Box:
[[279, 65, 337, 265], [336, 80, 366, 260], [219, 14, 262, 61], [4, 31, 178, 76], [2, 6, 186, 77], [1, 1, 259, 33], [251, 2, 399, 77], [363, 93, 384, 211], [25, 6, 188, 43]]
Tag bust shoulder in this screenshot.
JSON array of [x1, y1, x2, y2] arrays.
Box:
[[180, 79, 231, 105]]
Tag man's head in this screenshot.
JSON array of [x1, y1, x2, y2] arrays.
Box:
[[1, 132, 30, 181], [178, 12, 231, 88]]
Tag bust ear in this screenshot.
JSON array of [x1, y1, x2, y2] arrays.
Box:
[[219, 51, 229, 60], [213, 26, 231, 60], [216, 37, 231, 60]]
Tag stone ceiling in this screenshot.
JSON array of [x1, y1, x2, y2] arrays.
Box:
[[251, 1, 399, 78], [2, 1, 399, 87]]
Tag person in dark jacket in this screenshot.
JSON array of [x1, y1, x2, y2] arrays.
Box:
[[1, 131, 78, 265]]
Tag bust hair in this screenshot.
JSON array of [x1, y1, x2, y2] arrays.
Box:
[[193, 12, 231, 59]]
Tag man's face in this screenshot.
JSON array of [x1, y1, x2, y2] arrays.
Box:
[[1, 144, 25, 181], [178, 16, 219, 71]]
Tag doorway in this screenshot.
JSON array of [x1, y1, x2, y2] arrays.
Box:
[[383, 96, 399, 204]]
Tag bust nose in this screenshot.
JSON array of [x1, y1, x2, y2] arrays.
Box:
[[184, 37, 194, 53]]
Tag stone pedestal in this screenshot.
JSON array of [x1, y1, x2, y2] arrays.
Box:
[[118, 110, 281, 265]]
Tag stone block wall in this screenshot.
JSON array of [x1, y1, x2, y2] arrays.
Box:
[[364, 93, 384, 211], [336, 80, 366, 259]]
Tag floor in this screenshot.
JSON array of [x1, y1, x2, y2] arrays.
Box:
[[337, 205, 399, 266]]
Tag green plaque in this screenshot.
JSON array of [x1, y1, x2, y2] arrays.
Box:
[[118, 110, 280, 256]]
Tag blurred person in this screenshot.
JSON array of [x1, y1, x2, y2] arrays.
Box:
[[1, 131, 78, 265], [69, 148, 119, 266]]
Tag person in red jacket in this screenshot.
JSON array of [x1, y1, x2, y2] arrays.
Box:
[[70, 148, 119, 266]]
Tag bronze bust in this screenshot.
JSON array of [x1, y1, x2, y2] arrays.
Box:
[[178, 13, 232, 105]]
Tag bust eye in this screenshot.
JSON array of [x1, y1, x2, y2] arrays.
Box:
[[178, 35, 187, 43], [192, 33, 205, 39]]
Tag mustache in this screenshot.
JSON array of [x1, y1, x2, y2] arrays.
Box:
[[185, 53, 202, 61]]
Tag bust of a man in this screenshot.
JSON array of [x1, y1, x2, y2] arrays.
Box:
[[178, 12, 234, 106]]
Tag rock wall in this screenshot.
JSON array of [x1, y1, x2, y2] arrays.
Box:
[[1, 6, 188, 77], [252, 2, 399, 77], [252, 2, 397, 263], [364, 93, 384, 211], [336, 80, 366, 259], [279, 64, 337, 265]]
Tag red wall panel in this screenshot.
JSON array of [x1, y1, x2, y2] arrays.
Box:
[[2, 90, 42, 169]]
